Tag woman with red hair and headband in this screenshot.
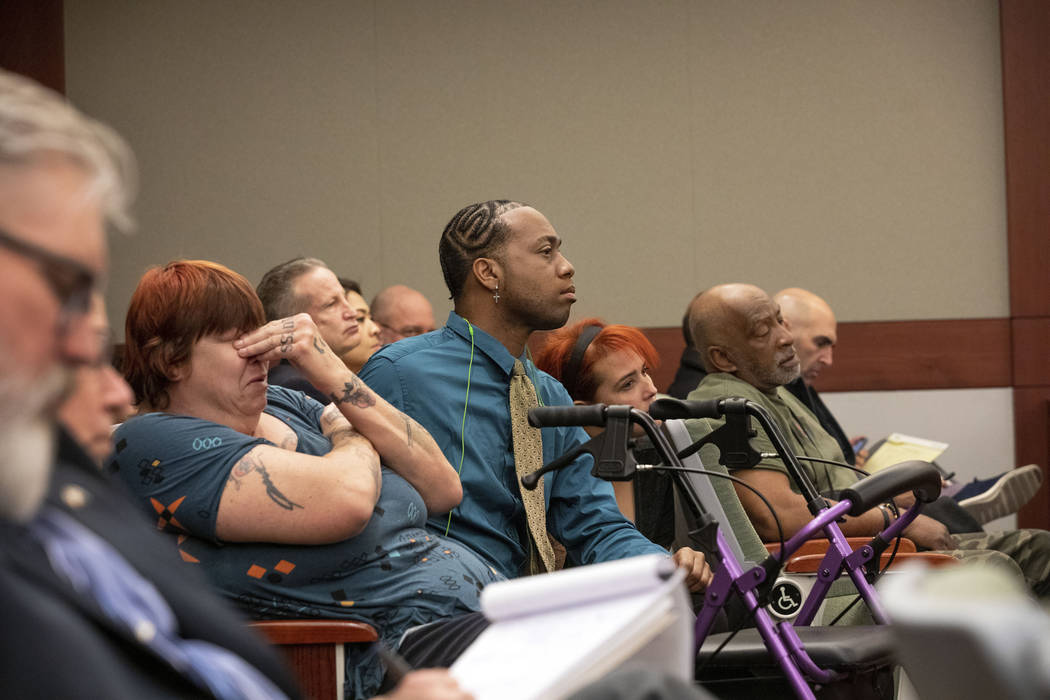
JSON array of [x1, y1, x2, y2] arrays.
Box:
[[535, 318, 666, 535]]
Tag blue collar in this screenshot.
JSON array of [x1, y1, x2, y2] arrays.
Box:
[[445, 311, 529, 379]]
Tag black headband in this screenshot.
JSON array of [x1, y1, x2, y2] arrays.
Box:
[[562, 324, 602, 398]]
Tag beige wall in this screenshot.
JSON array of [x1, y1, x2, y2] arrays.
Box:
[[64, 0, 1007, 335]]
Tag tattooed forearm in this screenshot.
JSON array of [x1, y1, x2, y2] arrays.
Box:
[[329, 376, 376, 409], [230, 452, 303, 511], [327, 426, 362, 445], [403, 415, 414, 448]]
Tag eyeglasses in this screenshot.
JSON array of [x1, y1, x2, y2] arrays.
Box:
[[0, 226, 96, 318], [379, 322, 433, 339]]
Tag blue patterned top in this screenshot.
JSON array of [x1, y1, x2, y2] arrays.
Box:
[[109, 385, 502, 698]]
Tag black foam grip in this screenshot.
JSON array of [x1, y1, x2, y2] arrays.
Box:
[[839, 460, 943, 516], [528, 404, 608, 428], [648, 397, 724, 421]]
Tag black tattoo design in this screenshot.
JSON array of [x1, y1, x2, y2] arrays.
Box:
[[230, 452, 303, 511], [279, 334, 294, 353], [281, 318, 295, 330], [313, 335, 326, 354], [329, 377, 376, 409]]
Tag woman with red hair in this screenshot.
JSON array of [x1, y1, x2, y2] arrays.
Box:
[[534, 318, 662, 523], [113, 260, 499, 697]]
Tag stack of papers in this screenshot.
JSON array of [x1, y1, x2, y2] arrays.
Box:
[[450, 554, 692, 700]]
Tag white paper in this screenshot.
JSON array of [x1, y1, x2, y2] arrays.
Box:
[[451, 554, 692, 700], [481, 553, 677, 621]]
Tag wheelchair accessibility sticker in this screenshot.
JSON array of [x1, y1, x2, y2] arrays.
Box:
[[769, 580, 804, 619]]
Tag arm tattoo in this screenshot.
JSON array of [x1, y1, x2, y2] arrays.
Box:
[[403, 415, 414, 448], [329, 376, 376, 409], [230, 452, 303, 511], [313, 335, 326, 354]]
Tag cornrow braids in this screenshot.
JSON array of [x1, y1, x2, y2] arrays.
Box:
[[438, 199, 526, 300]]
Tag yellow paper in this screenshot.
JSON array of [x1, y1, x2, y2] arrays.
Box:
[[864, 433, 948, 473]]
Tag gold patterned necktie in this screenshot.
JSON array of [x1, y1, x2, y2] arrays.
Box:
[[509, 359, 556, 574]]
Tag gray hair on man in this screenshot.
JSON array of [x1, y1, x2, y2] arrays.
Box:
[[0, 70, 136, 520], [256, 256, 330, 321], [0, 69, 136, 232]]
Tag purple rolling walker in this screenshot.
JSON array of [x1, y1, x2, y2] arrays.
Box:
[[526, 397, 943, 700]]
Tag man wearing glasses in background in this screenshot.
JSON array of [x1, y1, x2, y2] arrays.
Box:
[[370, 284, 437, 346]]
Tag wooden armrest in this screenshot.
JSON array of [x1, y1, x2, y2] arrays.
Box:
[[783, 551, 958, 574], [249, 620, 378, 700], [764, 536, 917, 559], [250, 619, 378, 645]]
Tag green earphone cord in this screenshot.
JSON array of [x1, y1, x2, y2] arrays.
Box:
[[444, 320, 476, 535], [442, 321, 544, 536]]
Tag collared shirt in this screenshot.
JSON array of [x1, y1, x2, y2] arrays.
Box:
[[784, 376, 856, 465], [685, 372, 858, 494], [360, 311, 665, 579], [30, 507, 288, 700]]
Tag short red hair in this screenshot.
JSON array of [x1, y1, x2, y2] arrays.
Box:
[[123, 260, 265, 409], [535, 317, 659, 402]]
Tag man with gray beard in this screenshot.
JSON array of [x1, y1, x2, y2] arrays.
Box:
[[682, 283, 951, 550], [0, 69, 300, 698], [684, 283, 1050, 599]]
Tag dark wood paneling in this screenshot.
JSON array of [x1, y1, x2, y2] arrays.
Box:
[[1013, 318, 1050, 386], [1002, 0, 1050, 319], [0, 0, 65, 93], [1012, 390, 1050, 529], [1002, 0, 1050, 530], [535, 318, 1012, 395], [633, 318, 1013, 395], [810, 319, 1013, 393]]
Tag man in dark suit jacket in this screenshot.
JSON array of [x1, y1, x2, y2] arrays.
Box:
[[0, 68, 298, 699]]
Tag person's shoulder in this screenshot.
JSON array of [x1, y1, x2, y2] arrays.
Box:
[[266, 383, 318, 413], [775, 384, 814, 415], [689, 372, 742, 398], [363, 329, 458, 379], [114, 410, 183, 438], [531, 365, 573, 404], [380, 329, 453, 361]]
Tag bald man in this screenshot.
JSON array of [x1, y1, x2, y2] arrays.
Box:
[[683, 283, 1050, 598], [371, 284, 437, 346], [773, 288, 855, 463], [776, 287, 1042, 527]]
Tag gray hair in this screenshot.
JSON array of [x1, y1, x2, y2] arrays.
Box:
[[256, 256, 329, 321], [0, 69, 136, 232]]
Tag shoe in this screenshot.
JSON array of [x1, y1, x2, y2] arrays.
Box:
[[957, 464, 1043, 525]]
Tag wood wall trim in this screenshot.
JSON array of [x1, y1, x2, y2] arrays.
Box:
[[1002, 0, 1050, 319], [533, 317, 1013, 397], [1002, 0, 1050, 530], [641, 318, 1012, 395], [0, 0, 65, 94], [1012, 318, 1050, 386]]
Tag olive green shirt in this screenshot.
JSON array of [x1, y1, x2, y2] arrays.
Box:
[[685, 372, 858, 495]]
